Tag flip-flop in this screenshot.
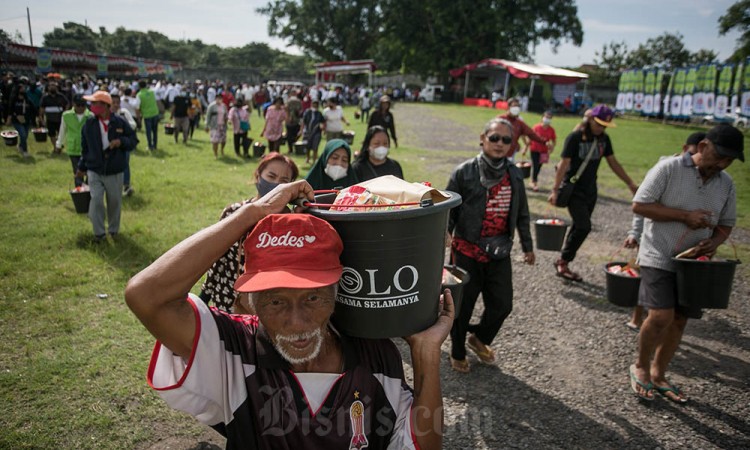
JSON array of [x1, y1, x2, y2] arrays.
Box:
[[654, 383, 688, 404], [467, 335, 496, 364], [629, 364, 654, 401], [450, 357, 470, 373], [554, 260, 583, 282], [625, 322, 640, 332]]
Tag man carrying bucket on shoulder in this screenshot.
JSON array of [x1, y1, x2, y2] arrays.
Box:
[[629, 124, 743, 403], [125, 180, 454, 449]]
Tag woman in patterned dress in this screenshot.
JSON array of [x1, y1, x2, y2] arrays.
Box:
[[198, 152, 299, 312]]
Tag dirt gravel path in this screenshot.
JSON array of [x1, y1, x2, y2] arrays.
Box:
[[146, 103, 749, 450]]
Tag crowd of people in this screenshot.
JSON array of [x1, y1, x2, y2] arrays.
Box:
[[3, 70, 743, 446]]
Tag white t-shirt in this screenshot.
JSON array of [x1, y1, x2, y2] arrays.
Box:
[[323, 107, 344, 132]]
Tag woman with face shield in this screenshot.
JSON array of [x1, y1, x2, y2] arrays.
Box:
[[199, 152, 299, 312], [304, 139, 359, 190], [352, 125, 404, 182]]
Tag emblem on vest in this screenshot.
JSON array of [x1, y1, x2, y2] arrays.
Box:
[[349, 391, 368, 449]]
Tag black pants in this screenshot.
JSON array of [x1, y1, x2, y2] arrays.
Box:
[[450, 251, 513, 360], [69, 155, 84, 187], [530, 151, 542, 183], [286, 124, 300, 152], [233, 132, 251, 155], [561, 190, 597, 262]]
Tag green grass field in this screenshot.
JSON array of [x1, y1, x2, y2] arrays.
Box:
[[0, 104, 747, 448]]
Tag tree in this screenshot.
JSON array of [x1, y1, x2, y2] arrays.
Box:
[[379, 0, 583, 77], [719, 0, 750, 63], [0, 28, 25, 45], [625, 32, 690, 70], [42, 22, 100, 53], [594, 41, 629, 78], [257, 0, 383, 61], [688, 49, 719, 65], [258, 0, 584, 77]]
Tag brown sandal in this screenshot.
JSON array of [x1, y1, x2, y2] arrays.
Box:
[[450, 357, 470, 373], [467, 334, 496, 364], [554, 259, 583, 282]]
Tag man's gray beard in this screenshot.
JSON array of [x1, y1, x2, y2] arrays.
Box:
[[272, 328, 324, 365]]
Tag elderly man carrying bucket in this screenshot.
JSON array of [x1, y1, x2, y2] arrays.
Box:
[[125, 180, 454, 449], [629, 124, 744, 403]]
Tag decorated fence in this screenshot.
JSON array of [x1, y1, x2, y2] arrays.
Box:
[[1, 42, 182, 78], [615, 58, 750, 120]]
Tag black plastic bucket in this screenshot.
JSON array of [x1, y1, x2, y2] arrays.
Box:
[[253, 143, 266, 158], [2, 131, 18, 146], [516, 162, 531, 178], [309, 191, 462, 338], [672, 257, 740, 309], [70, 189, 91, 214], [342, 131, 355, 145], [442, 264, 470, 314], [33, 128, 48, 142], [164, 124, 175, 135], [603, 262, 640, 307], [535, 220, 568, 251], [294, 141, 307, 155]]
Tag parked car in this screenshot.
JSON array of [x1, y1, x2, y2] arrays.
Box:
[[418, 84, 444, 102]]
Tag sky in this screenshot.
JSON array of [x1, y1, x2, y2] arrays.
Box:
[[0, 0, 743, 69]]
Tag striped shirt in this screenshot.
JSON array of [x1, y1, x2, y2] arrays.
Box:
[[148, 294, 417, 449], [635, 152, 736, 271]]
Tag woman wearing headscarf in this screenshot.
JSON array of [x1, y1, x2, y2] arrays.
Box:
[[305, 138, 358, 190], [199, 152, 299, 313], [446, 117, 535, 373], [352, 125, 403, 182]]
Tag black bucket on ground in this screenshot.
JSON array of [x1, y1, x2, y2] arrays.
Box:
[[534, 220, 568, 251], [516, 162, 531, 178], [309, 191, 462, 338], [671, 257, 740, 309], [294, 141, 307, 155], [603, 262, 640, 307], [342, 131, 355, 145], [442, 264, 470, 314], [253, 143, 266, 158], [70, 189, 91, 214]]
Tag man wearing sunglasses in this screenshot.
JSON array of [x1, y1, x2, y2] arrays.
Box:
[[445, 117, 535, 373]]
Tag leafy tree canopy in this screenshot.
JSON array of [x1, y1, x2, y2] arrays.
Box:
[[258, 0, 584, 77], [719, 0, 750, 62], [40, 22, 310, 74]]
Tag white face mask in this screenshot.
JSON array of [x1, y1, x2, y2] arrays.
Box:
[[509, 106, 521, 116], [324, 164, 348, 181], [371, 146, 389, 160], [542, 118, 551, 125]]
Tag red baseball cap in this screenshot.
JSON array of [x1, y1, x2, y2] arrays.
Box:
[[233, 214, 343, 293]]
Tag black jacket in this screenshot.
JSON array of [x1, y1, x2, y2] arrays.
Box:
[[78, 114, 137, 175], [446, 155, 533, 253]]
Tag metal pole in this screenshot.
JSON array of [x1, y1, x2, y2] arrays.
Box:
[[503, 71, 510, 98], [463, 72, 469, 100], [27, 7, 33, 46]]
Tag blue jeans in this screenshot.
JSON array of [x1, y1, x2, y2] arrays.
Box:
[[144, 116, 159, 150], [13, 123, 29, 152]]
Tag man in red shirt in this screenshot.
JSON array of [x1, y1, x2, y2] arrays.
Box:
[[496, 97, 547, 159]]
